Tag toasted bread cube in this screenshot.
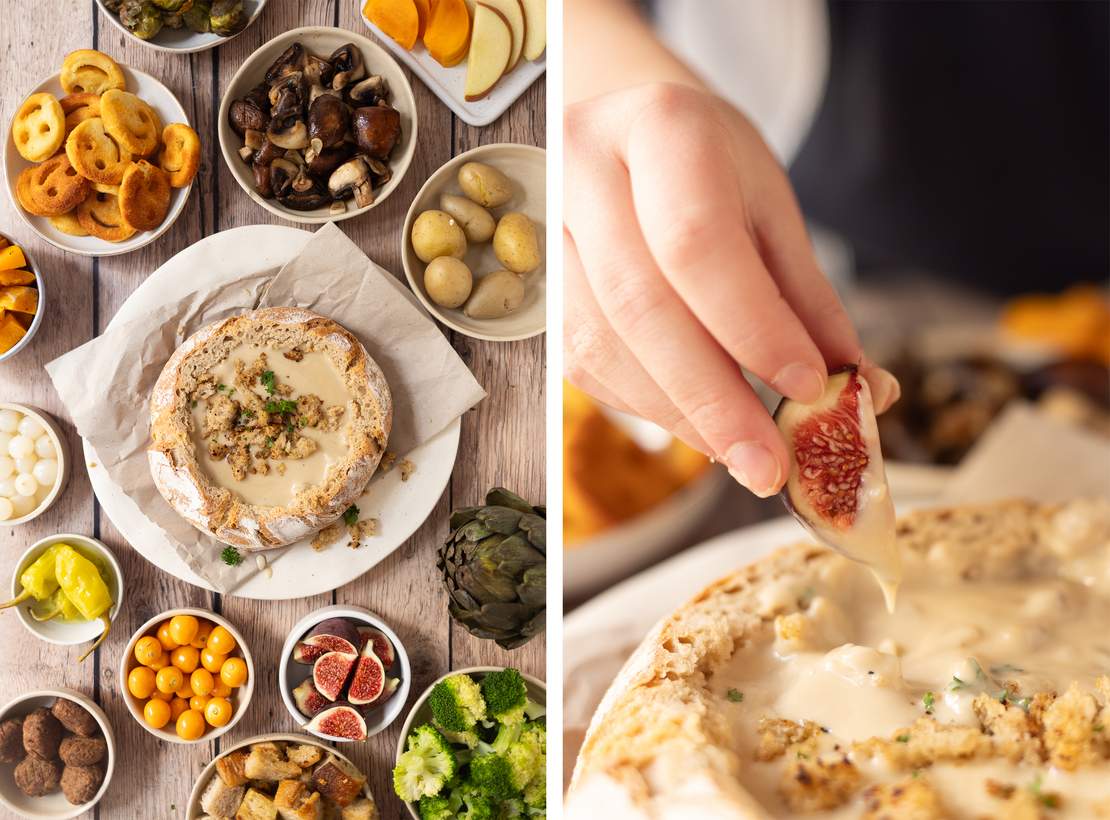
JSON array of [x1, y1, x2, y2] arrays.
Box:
[[217, 749, 251, 787], [200, 776, 245, 818], [274, 779, 324, 820], [340, 798, 378, 820], [312, 755, 366, 808], [236, 787, 278, 820], [245, 742, 303, 782], [285, 743, 323, 769]]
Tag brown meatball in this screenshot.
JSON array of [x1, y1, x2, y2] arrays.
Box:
[[59, 735, 107, 767], [51, 699, 98, 738], [14, 754, 60, 797], [60, 763, 104, 805], [23, 708, 62, 759], [0, 717, 23, 763]]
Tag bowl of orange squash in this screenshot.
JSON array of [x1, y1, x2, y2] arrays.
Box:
[[0, 233, 43, 362]]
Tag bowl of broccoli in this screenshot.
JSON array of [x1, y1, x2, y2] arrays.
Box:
[[393, 666, 546, 818]]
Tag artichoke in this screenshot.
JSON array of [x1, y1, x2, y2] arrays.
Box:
[[438, 488, 546, 650]]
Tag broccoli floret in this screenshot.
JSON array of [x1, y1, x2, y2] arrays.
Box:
[[506, 722, 546, 792], [393, 725, 458, 803], [469, 753, 518, 801], [492, 721, 524, 755], [430, 673, 487, 732], [440, 726, 481, 748], [480, 668, 529, 725], [449, 781, 496, 819], [523, 764, 546, 809], [418, 794, 453, 820]]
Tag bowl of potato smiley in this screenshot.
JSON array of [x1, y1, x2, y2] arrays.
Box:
[[4, 49, 199, 257], [402, 142, 546, 342]]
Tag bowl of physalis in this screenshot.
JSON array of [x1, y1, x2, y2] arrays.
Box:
[[119, 608, 254, 744], [392, 667, 546, 819], [2, 535, 122, 662]]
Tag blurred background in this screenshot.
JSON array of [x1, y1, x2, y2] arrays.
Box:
[[563, 0, 1109, 787]]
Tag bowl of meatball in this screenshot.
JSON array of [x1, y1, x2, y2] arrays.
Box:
[[0, 689, 114, 818]]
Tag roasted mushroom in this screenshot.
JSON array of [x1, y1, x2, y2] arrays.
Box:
[[348, 75, 388, 105], [228, 98, 269, 137], [265, 43, 305, 84], [351, 106, 401, 160], [271, 158, 331, 210], [253, 161, 274, 198], [303, 53, 335, 89], [254, 138, 283, 167], [308, 96, 349, 148], [329, 44, 366, 90], [307, 143, 354, 178], [328, 158, 375, 208]]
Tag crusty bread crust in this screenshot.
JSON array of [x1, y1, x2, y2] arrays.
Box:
[[148, 307, 392, 550], [567, 499, 1110, 819]]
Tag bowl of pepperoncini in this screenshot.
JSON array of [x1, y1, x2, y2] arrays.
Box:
[[3, 535, 123, 661]]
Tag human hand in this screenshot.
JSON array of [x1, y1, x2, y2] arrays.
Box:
[[564, 83, 900, 497]]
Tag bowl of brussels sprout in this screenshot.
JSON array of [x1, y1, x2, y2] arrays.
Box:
[[95, 0, 268, 53]]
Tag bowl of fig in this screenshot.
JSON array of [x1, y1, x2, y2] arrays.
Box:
[[218, 26, 417, 224], [279, 606, 410, 742]]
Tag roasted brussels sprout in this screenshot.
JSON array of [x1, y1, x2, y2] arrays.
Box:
[[209, 0, 245, 35], [120, 0, 165, 39], [162, 11, 185, 28], [152, 0, 190, 11], [183, 0, 211, 32], [103, 0, 124, 11]]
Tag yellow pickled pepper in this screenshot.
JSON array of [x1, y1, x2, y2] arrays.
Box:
[[0, 544, 63, 610], [53, 544, 114, 662]]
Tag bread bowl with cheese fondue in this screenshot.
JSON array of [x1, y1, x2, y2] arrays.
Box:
[[148, 307, 391, 550], [567, 499, 1110, 819]]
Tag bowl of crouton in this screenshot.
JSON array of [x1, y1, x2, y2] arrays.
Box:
[[187, 733, 377, 819]]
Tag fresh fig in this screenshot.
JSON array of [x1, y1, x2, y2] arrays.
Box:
[[306, 702, 367, 741], [356, 625, 395, 667], [312, 650, 358, 702], [347, 644, 386, 706], [292, 678, 329, 717], [293, 618, 361, 664], [379, 676, 400, 703], [774, 365, 901, 608]]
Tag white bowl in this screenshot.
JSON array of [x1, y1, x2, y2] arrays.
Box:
[[279, 605, 411, 742], [186, 732, 374, 819], [395, 666, 547, 819], [401, 143, 547, 342], [4, 65, 194, 257], [218, 26, 418, 224], [0, 404, 70, 526], [0, 233, 45, 363], [11, 534, 123, 650], [0, 688, 116, 819], [118, 608, 254, 744], [94, 0, 268, 54]]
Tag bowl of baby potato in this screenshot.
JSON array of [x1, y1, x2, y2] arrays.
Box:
[[4, 49, 200, 257]]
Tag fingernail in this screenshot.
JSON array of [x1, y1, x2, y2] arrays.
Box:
[[725, 441, 782, 498], [771, 363, 825, 404], [869, 368, 901, 413]]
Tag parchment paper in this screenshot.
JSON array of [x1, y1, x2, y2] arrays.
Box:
[[46, 223, 486, 592]]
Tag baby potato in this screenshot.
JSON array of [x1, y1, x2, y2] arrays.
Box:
[[424, 256, 474, 309], [458, 162, 513, 208], [464, 270, 525, 319], [411, 210, 467, 263], [440, 194, 496, 243], [493, 212, 542, 274]]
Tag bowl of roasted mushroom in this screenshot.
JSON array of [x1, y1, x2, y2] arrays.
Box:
[[219, 26, 417, 223]]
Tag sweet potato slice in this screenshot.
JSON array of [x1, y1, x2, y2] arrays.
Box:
[[364, 0, 421, 50], [425, 0, 471, 67], [414, 0, 431, 38]]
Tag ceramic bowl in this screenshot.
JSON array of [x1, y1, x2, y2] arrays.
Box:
[[11, 534, 123, 650], [0, 688, 115, 819], [94, 0, 268, 54], [119, 608, 254, 744], [0, 404, 70, 526], [0, 232, 45, 363], [395, 666, 547, 819], [186, 733, 374, 818], [278, 605, 411, 742], [218, 26, 418, 224], [401, 143, 546, 342], [4, 66, 193, 257]]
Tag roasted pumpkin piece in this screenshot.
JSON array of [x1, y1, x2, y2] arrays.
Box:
[[425, 0, 471, 66], [364, 0, 421, 50], [0, 245, 27, 271], [0, 269, 36, 286], [0, 311, 27, 354], [414, 0, 431, 37], [0, 286, 39, 314]]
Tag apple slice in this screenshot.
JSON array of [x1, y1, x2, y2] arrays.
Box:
[[481, 0, 525, 71], [465, 4, 512, 101], [519, 0, 545, 61]]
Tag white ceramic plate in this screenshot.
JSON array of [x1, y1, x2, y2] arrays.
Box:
[[402, 143, 545, 341], [360, 13, 546, 127], [4, 66, 193, 257], [83, 224, 461, 599], [187, 733, 375, 819], [218, 26, 417, 224], [94, 0, 267, 54]]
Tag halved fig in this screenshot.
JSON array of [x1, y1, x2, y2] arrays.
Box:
[[313, 650, 358, 701], [379, 676, 400, 704], [293, 618, 361, 664], [356, 625, 395, 667], [347, 645, 386, 706], [306, 702, 367, 741], [292, 678, 329, 717], [774, 365, 901, 607]]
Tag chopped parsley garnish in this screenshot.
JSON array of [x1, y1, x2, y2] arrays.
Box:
[[216, 383, 227, 392], [260, 370, 277, 395], [190, 399, 197, 408], [1028, 774, 1060, 809], [265, 399, 298, 415], [220, 547, 243, 566], [265, 436, 275, 447], [796, 751, 808, 759], [726, 688, 744, 703], [991, 663, 1025, 676], [895, 734, 910, 743], [285, 422, 295, 436], [1094, 723, 1105, 732], [342, 505, 360, 527], [236, 410, 255, 425], [949, 676, 967, 691], [923, 691, 935, 714], [995, 689, 1032, 712]]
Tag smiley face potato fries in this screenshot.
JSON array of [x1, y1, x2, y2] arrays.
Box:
[[10, 49, 200, 244]]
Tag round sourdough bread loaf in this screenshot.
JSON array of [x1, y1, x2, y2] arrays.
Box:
[[148, 307, 391, 550]]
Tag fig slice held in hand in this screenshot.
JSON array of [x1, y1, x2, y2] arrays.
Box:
[[774, 364, 901, 610]]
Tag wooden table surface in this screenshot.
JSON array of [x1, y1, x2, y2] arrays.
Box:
[[0, 2, 546, 817]]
